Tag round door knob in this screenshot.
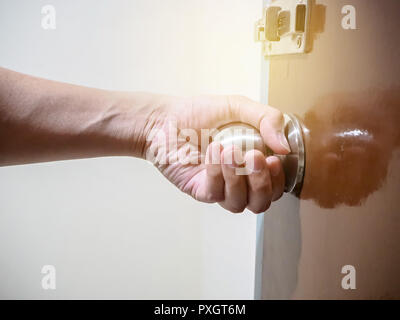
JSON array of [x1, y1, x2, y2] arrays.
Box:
[[213, 113, 305, 194]]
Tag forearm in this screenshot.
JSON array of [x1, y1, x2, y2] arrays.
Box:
[[0, 68, 157, 165]]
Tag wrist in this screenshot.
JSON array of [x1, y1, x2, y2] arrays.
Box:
[[112, 92, 174, 159]]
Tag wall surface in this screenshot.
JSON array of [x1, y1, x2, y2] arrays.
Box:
[[0, 0, 263, 299]]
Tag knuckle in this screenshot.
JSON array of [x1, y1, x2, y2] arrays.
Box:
[[272, 189, 284, 201], [236, 95, 249, 103], [270, 107, 284, 119], [267, 108, 284, 125], [247, 205, 265, 214], [207, 164, 222, 177], [226, 95, 251, 115], [263, 201, 272, 212], [220, 199, 247, 214], [225, 174, 243, 188], [251, 179, 272, 194], [247, 197, 272, 214], [229, 94, 247, 102], [206, 191, 224, 203], [228, 204, 246, 214]]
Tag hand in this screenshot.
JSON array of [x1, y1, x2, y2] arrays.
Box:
[[142, 94, 290, 213], [0, 67, 289, 208]]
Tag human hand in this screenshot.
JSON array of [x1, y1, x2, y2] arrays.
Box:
[[142, 94, 290, 213]]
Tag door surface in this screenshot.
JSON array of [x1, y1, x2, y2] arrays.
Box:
[[259, 0, 400, 299]]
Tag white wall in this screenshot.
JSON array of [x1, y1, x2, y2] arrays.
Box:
[[0, 0, 263, 299]]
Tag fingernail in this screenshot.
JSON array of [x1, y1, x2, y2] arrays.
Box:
[[278, 132, 291, 153], [227, 148, 243, 168], [251, 160, 263, 173], [251, 151, 264, 172], [245, 156, 262, 174]]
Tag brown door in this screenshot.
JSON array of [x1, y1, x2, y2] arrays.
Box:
[[260, 0, 400, 299]]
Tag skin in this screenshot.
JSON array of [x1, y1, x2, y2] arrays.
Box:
[[0, 67, 290, 213]]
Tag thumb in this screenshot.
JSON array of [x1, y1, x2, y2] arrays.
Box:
[[228, 95, 290, 155], [259, 111, 291, 155]]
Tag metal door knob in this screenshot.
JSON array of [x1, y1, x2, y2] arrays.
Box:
[[213, 113, 305, 194]]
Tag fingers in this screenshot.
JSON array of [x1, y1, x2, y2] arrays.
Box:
[[194, 142, 224, 203], [199, 144, 284, 214], [227, 95, 290, 155], [260, 110, 291, 155], [266, 156, 285, 201], [218, 146, 248, 213], [244, 150, 272, 213], [203, 142, 224, 202]]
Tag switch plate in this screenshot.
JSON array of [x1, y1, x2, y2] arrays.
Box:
[[255, 0, 311, 56]]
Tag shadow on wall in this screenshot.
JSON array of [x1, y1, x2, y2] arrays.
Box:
[[262, 194, 301, 299], [300, 87, 400, 208]]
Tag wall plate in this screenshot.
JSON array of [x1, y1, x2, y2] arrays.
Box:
[[255, 0, 311, 56]]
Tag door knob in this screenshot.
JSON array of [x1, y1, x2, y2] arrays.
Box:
[[213, 113, 305, 194]]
